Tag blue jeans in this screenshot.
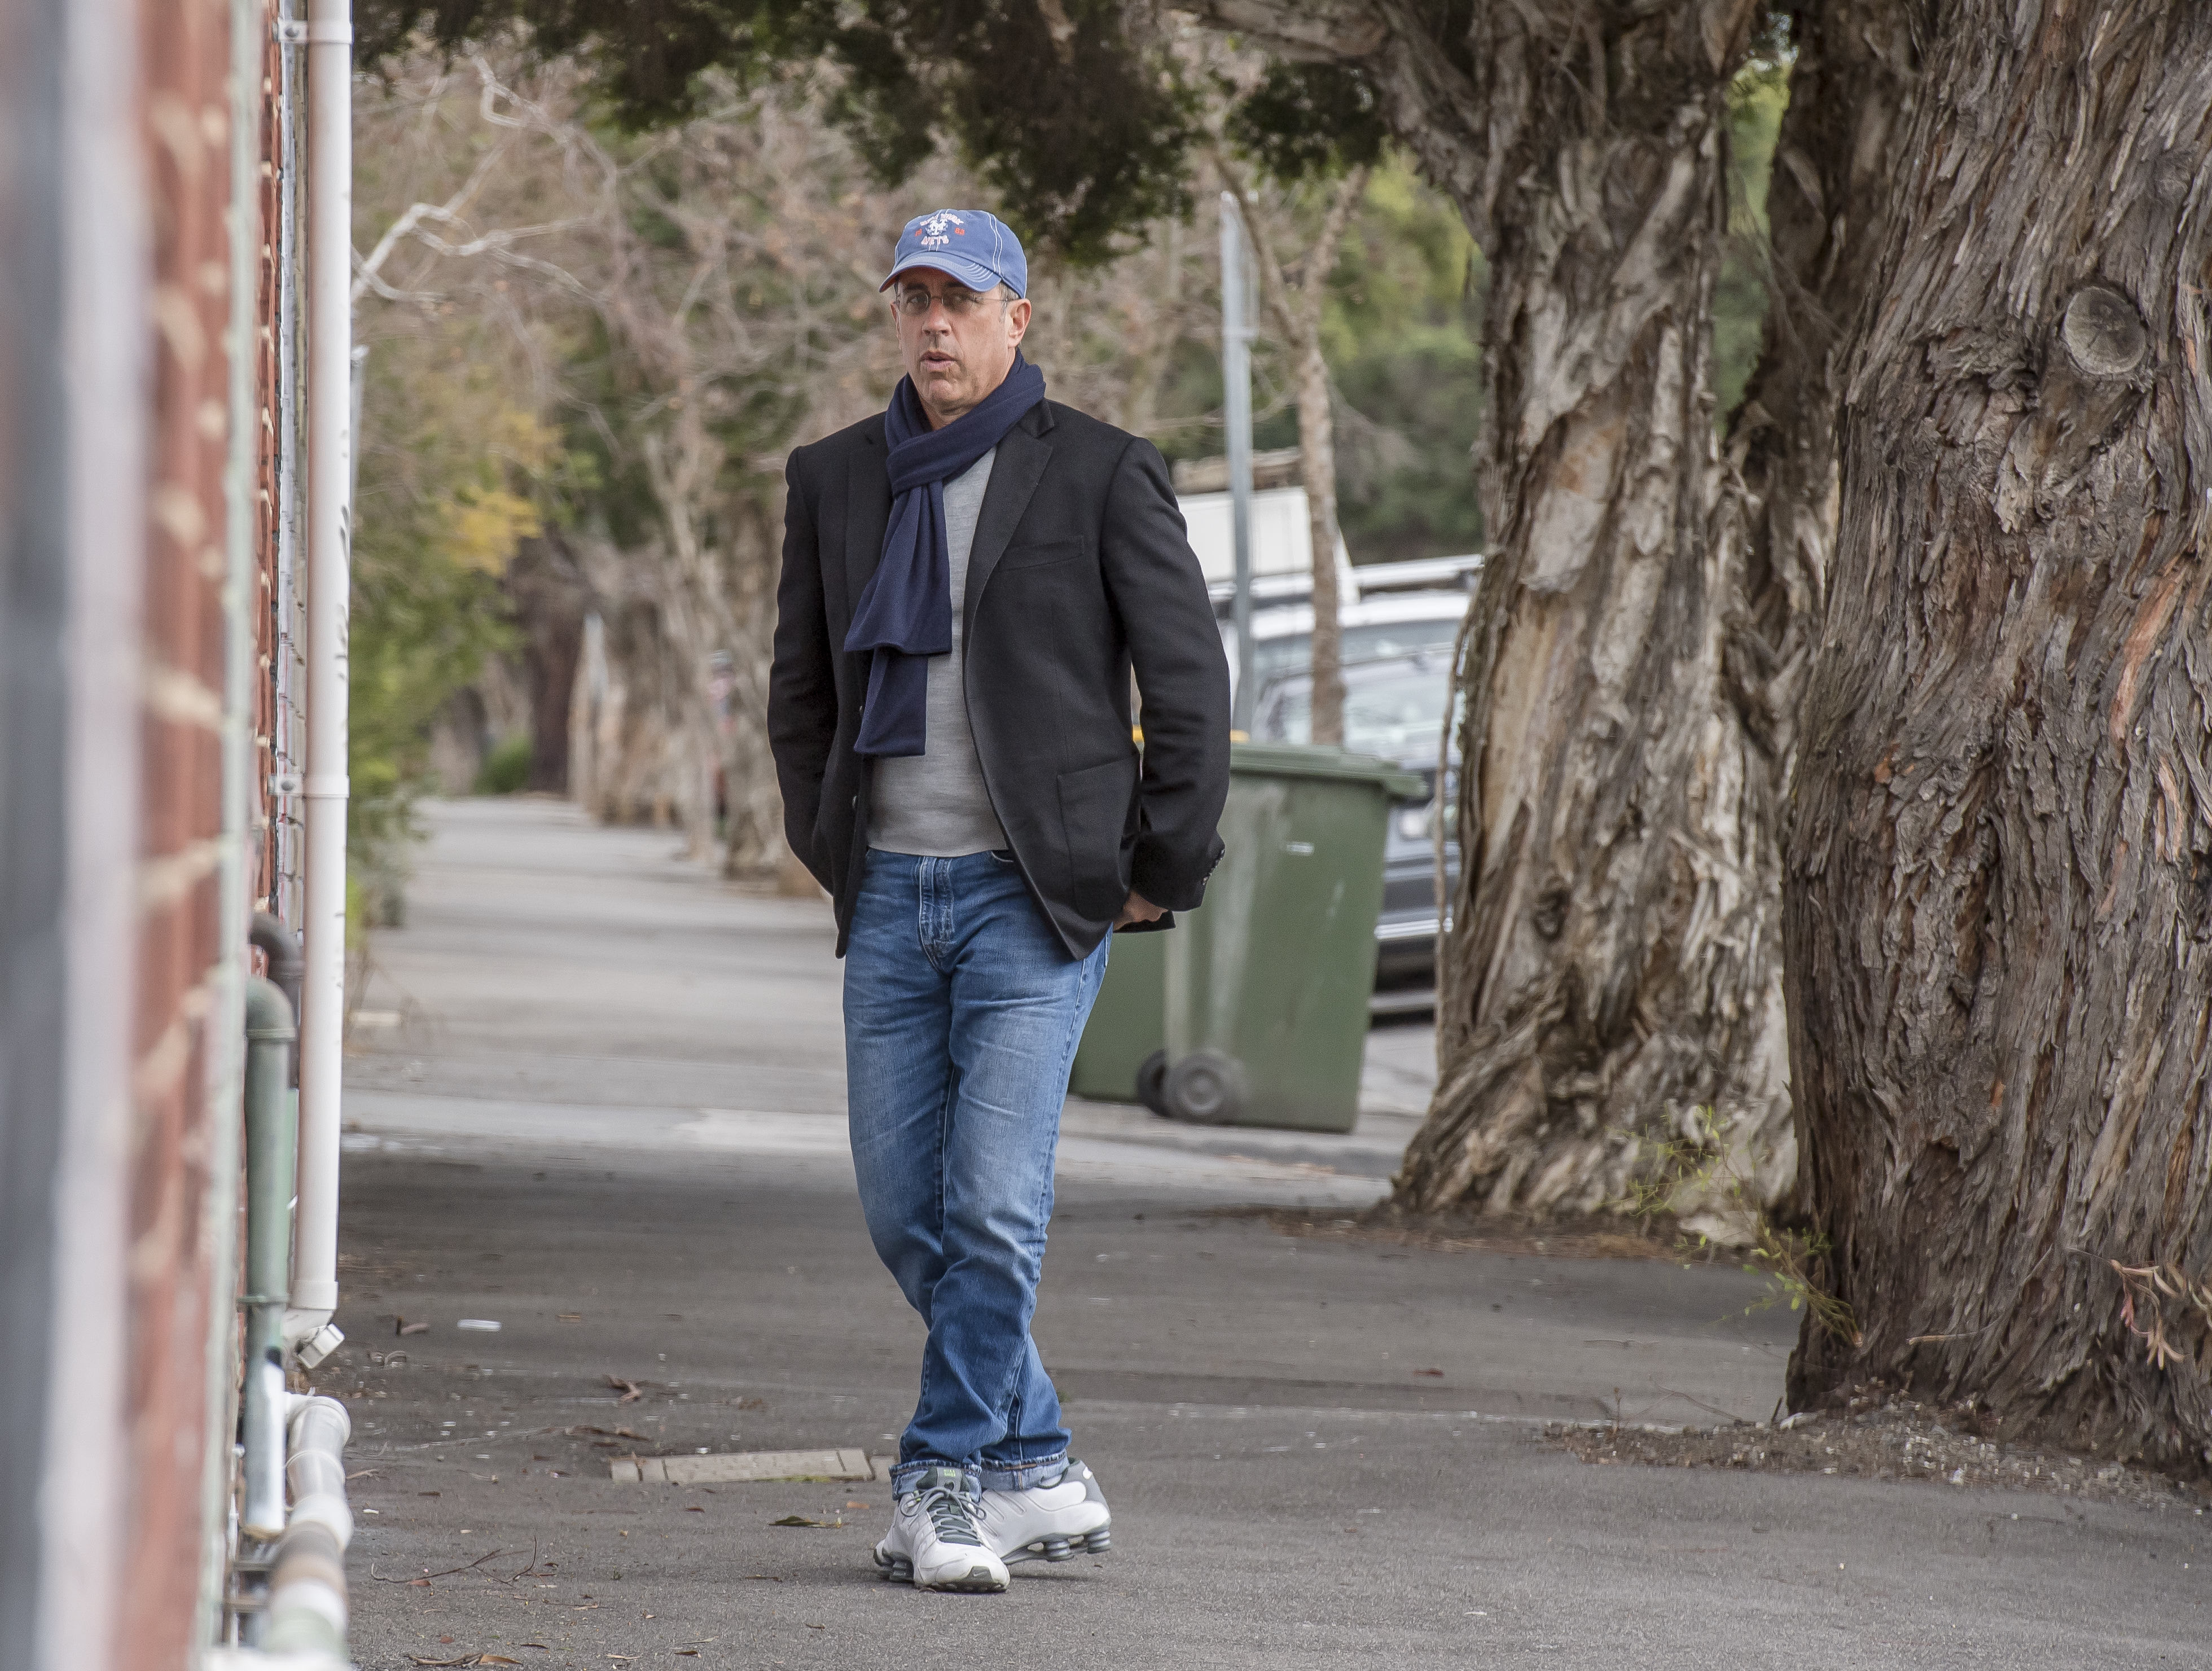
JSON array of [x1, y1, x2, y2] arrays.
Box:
[[844, 849, 1110, 1495]]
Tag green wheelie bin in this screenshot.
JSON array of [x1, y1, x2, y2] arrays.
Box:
[[1156, 742, 1423, 1132], [1067, 924, 1167, 1103]]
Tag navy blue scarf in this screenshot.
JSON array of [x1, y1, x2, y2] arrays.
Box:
[[844, 352, 1047, 757]]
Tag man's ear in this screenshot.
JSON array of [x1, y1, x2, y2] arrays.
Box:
[[1007, 296, 1033, 347]]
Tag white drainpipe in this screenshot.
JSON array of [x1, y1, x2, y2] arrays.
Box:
[[287, 0, 352, 1367]]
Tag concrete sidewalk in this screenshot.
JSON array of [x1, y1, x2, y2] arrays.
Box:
[[331, 801, 2211, 1669]]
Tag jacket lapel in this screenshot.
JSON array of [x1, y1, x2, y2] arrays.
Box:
[[962, 401, 1054, 644], [842, 427, 890, 634]]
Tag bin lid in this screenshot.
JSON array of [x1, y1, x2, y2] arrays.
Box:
[[1228, 742, 1427, 799]]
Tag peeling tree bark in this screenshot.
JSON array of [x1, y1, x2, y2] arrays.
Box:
[[1207, 0, 1781, 1223], [1198, 0, 1913, 1231], [1404, 0, 1783, 1225], [1785, 3, 2212, 1462], [1726, 0, 1917, 796], [1699, 0, 1919, 1217]]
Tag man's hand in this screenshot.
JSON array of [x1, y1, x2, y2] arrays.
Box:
[[1116, 889, 1166, 928]]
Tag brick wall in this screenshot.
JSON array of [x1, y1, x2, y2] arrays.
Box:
[[124, 1, 236, 1665]]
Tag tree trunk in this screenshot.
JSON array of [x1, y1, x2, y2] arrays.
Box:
[[507, 534, 589, 793], [1202, 2, 1784, 1227], [1693, 0, 1920, 1220], [1785, 2, 2212, 1463], [638, 413, 792, 876], [640, 419, 735, 859], [1412, 7, 1783, 1225], [1113, 217, 1187, 439], [1726, 0, 1917, 786], [1225, 160, 1368, 748], [713, 486, 789, 878], [1290, 167, 1368, 749], [1294, 331, 1346, 745]]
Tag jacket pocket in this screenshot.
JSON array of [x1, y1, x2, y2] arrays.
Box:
[[999, 536, 1083, 572], [1056, 753, 1140, 923]]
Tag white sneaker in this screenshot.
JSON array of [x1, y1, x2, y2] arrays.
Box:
[[976, 1458, 1112, 1567], [872, 1467, 1010, 1593]]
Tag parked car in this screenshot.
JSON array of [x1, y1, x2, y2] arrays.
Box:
[[1224, 589, 1471, 713], [1249, 652, 1460, 1004]]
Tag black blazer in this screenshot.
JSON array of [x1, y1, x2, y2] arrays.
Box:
[[769, 397, 1231, 959]]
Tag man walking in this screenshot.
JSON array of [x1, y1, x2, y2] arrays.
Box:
[[768, 209, 1230, 1593]]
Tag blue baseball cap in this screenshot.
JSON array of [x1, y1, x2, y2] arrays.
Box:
[[880, 209, 1028, 299]]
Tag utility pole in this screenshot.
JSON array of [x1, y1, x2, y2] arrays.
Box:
[[1219, 191, 1256, 735]]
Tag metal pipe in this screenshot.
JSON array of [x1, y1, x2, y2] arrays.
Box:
[[241, 976, 297, 1540], [261, 1396, 353, 1660], [241, 1351, 289, 1546], [1219, 192, 1257, 734], [250, 913, 303, 1085], [291, 0, 352, 1366], [273, 0, 304, 929]]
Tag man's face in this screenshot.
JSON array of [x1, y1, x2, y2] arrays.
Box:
[[890, 267, 1033, 428]]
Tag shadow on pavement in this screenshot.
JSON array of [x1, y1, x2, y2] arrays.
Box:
[[333, 802, 2210, 1669]]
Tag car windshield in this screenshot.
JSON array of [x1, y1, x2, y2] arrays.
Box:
[[1249, 616, 1462, 690], [1256, 661, 1452, 762]]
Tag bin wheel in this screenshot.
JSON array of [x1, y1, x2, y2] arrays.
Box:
[[1135, 1050, 1170, 1117], [1164, 1049, 1244, 1125]]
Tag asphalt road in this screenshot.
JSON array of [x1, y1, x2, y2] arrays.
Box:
[[330, 799, 2212, 1670]]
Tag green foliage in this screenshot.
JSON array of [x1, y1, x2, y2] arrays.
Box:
[[1714, 54, 1790, 421], [1141, 156, 1487, 562], [357, 0, 770, 119], [1324, 160, 1487, 561], [350, 317, 559, 887], [355, 0, 1197, 265], [1632, 1105, 1860, 1345], [475, 733, 535, 795], [1225, 63, 1388, 185]]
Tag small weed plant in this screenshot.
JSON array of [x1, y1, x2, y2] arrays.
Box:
[[1631, 1106, 1862, 1347]]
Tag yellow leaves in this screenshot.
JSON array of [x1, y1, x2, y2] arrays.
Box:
[[437, 485, 542, 575], [432, 405, 558, 574], [486, 405, 560, 473], [388, 398, 558, 578]]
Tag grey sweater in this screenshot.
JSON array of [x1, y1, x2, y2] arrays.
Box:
[[866, 448, 1010, 857]]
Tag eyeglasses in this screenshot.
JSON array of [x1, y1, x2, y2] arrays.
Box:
[[893, 285, 1006, 318]]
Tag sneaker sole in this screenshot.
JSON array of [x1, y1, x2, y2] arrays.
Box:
[[1003, 1523, 1111, 1566], [873, 1547, 1008, 1593]]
